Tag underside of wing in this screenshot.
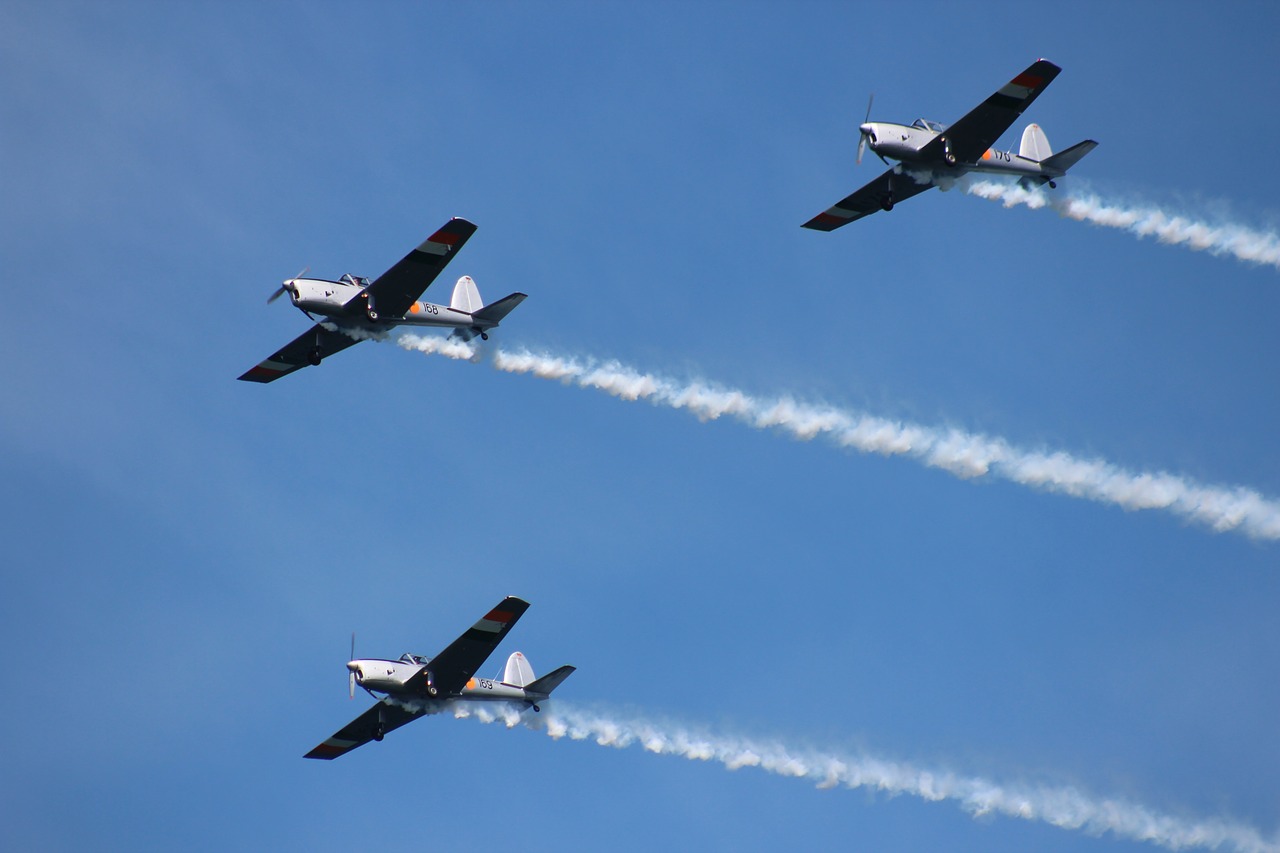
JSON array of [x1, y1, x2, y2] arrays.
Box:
[[922, 59, 1062, 164], [365, 218, 478, 319], [304, 698, 432, 760], [403, 596, 531, 697], [237, 323, 362, 383], [802, 167, 936, 231]]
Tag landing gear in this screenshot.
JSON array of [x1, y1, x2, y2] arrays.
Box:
[[427, 685, 438, 696], [480, 332, 489, 341], [880, 196, 894, 212], [532, 704, 541, 713], [307, 347, 323, 367], [941, 136, 956, 166], [1048, 180, 1057, 189], [372, 723, 385, 742]]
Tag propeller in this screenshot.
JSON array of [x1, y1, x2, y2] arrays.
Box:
[[267, 266, 308, 304], [348, 632, 356, 699], [855, 92, 875, 166]]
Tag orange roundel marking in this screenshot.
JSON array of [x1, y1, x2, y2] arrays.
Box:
[[410, 303, 421, 314], [982, 149, 992, 161], [467, 678, 477, 690]]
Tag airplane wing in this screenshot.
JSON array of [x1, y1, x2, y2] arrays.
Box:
[[304, 698, 437, 760], [402, 596, 531, 697], [920, 59, 1062, 164], [364, 217, 478, 319], [801, 167, 936, 231], [237, 323, 362, 383]]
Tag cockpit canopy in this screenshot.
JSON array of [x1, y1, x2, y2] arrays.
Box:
[[912, 118, 948, 133], [339, 274, 371, 288], [400, 654, 431, 665]]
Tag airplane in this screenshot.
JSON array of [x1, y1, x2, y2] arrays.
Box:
[[239, 217, 525, 383], [305, 596, 574, 760], [802, 59, 1097, 231]]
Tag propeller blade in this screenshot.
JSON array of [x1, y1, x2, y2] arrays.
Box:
[[856, 93, 874, 167], [348, 632, 356, 699], [268, 267, 309, 304]]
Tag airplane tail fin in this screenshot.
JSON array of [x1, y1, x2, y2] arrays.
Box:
[[525, 665, 576, 698], [1019, 123, 1052, 161], [502, 651, 536, 688], [1040, 139, 1098, 174], [450, 275, 483, 313]]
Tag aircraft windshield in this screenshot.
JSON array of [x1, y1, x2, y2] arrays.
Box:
[[339, 274, 371, 287], [400, 654, 431, 665], [912, 119, 947, 132]]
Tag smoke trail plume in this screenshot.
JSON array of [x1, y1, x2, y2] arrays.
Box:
[[397, 334, 1280, 541], [965, 179, 1280, 271], [451, 701, 1275, 852]]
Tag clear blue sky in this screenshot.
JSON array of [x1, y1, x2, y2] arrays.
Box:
[[3, 2, 1278, 851]]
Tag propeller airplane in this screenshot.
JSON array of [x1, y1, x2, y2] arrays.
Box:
[[239, 217, 525, 383], [803, 59, 1097, 231], [305, 596, 574, 760]]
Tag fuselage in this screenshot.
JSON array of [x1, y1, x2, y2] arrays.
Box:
[[348, 657, 543, 703], [862, 119, 1069, 179], [283, 276, 481, 330]]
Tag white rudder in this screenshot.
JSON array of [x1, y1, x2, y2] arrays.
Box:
[[502, 651, 536, 687], [1020, 123, 1052, 162], [450, 275, 484, 313]]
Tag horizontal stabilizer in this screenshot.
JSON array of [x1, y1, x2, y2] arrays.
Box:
[[471, 292, 527, 327], [524, 665, 575, 697], [1041, 139, 1097, 173]]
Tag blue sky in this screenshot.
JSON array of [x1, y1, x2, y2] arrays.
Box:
[[3, 2, 1279, 850]]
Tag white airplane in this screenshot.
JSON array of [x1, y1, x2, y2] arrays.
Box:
[[803, 59, 1097, 231], [240, 217, 524, 383], [305, 596, 574, 760]]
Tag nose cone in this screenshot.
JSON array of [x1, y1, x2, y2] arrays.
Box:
[[346, 661, 360, 673], [859, 123, 875, 140]]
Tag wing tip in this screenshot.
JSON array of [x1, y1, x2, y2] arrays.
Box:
[[237, 364, 292, 383], [802, 210, 852, 231]]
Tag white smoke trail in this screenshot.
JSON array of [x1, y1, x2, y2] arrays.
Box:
[[451, 701, 1276, 852], [397, 334, 1280, 541], [965, 179, 1280, 271], [323, 322, 391, 343]]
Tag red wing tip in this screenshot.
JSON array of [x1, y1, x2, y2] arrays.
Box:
[[428, 229, 462, 245], [484, 608, 516, 623], [304, 743, 346, 760], [803, 212, 845, 230], [239, 364, 289, 382]]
